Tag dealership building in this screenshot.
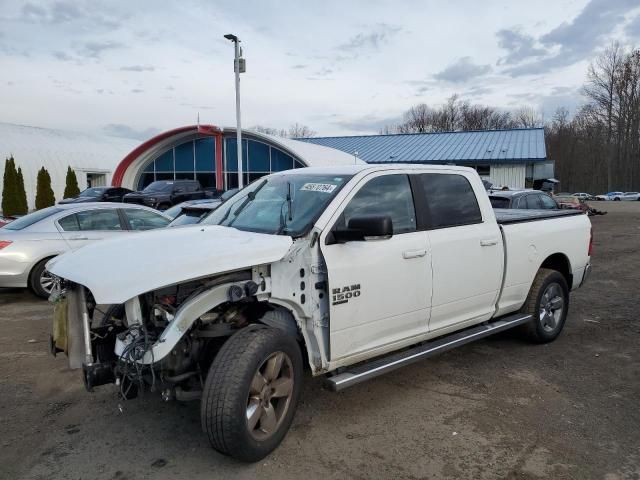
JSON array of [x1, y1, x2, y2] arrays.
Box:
[[111, 125, 358, 192], [111, 125, 552, 192]]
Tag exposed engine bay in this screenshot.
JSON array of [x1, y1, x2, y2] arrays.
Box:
[[50, 269, 285, 402]]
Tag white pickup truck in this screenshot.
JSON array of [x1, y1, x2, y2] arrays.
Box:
[[48, 164, 592, 462]]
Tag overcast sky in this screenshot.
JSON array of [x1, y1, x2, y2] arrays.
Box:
[[1, 0, 640, 139]]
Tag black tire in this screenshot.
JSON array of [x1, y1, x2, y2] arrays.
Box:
[[201, 325, 303, 462], [614, 197, 621, 201], [29, 257, 55, 299], [519, 268, 569, 343]]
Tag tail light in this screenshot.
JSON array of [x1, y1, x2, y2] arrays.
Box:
[[0, 240, 12, 250], [588, 227, 593, 256]]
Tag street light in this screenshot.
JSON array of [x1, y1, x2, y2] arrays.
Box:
[[224, 33, 246, 188]]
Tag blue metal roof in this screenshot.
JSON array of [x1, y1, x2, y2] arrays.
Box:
[[299, 128, 546, 164]]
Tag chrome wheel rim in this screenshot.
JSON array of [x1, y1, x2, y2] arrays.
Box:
[[40, 269, 55, 294], [246, 351, 294, 441], [539, 283, 565, 332]]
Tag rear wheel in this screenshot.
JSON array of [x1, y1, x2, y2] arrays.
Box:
[[201, 326, 302, 462], [29, 257, 55, 299], [614, 197, 621, 201], [519, 268, 569, 343]]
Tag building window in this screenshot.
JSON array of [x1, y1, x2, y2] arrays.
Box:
[[223, 137, 305, 190], [136, 137, 217, 190]]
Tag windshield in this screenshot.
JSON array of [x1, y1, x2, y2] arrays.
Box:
[[79, 187, 107, 197], [143, 181, 174, 193], [4, 207, 62, 230], [201, 173, 351, 236]]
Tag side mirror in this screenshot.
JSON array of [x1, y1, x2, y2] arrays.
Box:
[[331, 215, 393, 243]]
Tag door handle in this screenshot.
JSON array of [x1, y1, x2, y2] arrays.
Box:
[[403, 249, 427, 259], [480, 238, 499, 247]]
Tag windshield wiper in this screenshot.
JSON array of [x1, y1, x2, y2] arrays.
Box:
[[225, 180, 267, 226], [277, 181, 294, 235]]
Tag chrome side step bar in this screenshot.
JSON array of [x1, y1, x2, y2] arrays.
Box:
[[324, 313, 532, 392]]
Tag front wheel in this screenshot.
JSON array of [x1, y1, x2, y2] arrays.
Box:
[[519, 268, 569, 343], [201, 326, 303, 462]]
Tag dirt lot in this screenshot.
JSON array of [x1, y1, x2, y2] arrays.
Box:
[[1, 201, 639, 480]]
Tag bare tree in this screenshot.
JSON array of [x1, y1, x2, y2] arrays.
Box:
[[287, 123, 316, 138], [252, 125, 287, 137], [583, 42, 624, 190], [513, 106, 544, 128]]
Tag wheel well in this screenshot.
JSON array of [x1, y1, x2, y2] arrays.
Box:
[[540, 253, 572, 288], [28, 255, 56, 282]]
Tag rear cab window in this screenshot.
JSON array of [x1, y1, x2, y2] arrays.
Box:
[[415, 173, 482, 229]]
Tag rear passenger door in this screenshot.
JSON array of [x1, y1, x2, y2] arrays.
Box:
[[414, 172, 503, 332], [56, 208, 126, 250]]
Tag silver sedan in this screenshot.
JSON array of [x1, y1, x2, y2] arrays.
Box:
[[0, 203, 170, 298]]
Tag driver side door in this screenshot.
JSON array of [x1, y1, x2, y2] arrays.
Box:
[[320, 173, 432, 361]]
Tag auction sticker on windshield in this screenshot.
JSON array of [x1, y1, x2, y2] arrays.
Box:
[[300, 183, 337, 193]]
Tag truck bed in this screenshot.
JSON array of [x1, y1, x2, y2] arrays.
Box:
[[494, 208, 584, 225]]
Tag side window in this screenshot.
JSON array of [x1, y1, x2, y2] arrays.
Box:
[[339, 174, 416, 234], [525, 195, 542, 209], [417, 174, 482, 228], [540, 194, 557, 209], [58, 214, 80, 231], [70, 209, 123, 231], [124, 208, 170, 231]]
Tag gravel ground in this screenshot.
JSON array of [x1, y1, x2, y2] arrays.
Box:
[[1, 201, 639, 480]]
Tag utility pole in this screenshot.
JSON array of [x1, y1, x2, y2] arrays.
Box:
[[224, 34, 245, 188]]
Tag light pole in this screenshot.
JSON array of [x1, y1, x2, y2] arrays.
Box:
[[224, 33, 245, 188]]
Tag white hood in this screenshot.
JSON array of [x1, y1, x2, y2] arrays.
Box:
[[47, 225, 293, 304]]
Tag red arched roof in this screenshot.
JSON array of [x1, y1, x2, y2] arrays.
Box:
[[111, 124, 221, 186]]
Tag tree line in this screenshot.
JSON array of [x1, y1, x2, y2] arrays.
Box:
[[377, 44, 640, 193], [1, 158, 80, 216], [549, 43, 640, 193]]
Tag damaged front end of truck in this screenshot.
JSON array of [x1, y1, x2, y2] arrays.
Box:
[[50, 269, 278, 401], [46, 224, 299, 403]]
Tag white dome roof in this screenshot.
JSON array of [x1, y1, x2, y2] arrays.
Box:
[[0, 122, 137, 211]]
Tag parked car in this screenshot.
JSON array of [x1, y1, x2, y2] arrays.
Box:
[[123, 180, 206, 210], [168, 201, 223, 227], [164, 198, 220, 220], [555, 195, 589, 213], [0, 203, 170, 298], [572, 192, 595, 200], [48, 165, 591, 462], [595, 191, 624, 201], [58, 187, 133, 204], [488, 190, 559, 210], [164, 189, 240, 220], [619, 192, 640, 201]]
